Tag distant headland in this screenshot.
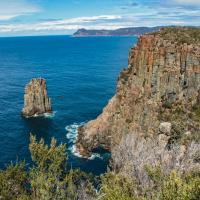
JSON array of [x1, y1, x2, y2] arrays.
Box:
[[73, 26, 163, 37]]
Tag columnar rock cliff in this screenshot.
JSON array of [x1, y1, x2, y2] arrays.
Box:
[[76, 28, 200, 157], [22, 78, 52, 117]]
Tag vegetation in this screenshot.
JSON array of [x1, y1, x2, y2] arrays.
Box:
[[158, 101, 200, 147], [0, 135, 199, 200], [0, 162, 29, 199], [154, 27, 200, 44], [98, 168, 200, 200], [0, 135, 96, 200], [99, 172, 139, 200]]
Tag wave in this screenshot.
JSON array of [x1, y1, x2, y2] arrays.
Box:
[[65, 122, 83, 144], [65, 122, 103, 160], [25, 111, 57, 119], [44, 111, 57, 118]]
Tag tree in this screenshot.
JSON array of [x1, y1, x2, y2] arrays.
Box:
[[29, 135, 96, 200], [29, 135, 67, 200]]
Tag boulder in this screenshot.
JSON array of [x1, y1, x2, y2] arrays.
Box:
[[159, 122, 172, 135]]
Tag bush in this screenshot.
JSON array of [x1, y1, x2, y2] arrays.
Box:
[[98, 172, 141, 200], [159, 171, 200, 200], [0, 135, 199, 200], [0, 162, 29, 200], [0, 135, 96, 200], [97, 169, 200, 200], [29, 135, 68, 200]]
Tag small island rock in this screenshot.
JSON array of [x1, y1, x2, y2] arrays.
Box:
[[22, 78, 52, 117]]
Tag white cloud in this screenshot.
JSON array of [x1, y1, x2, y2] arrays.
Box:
[[0, 1, 199, 36], [0, 15, 20, 21], [41, 15, 122, 25], [0, 12, 199, 35], [0, 15, 123, 33], [0, 0, 40, 21]]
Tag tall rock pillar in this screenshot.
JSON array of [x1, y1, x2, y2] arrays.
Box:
[[22, 78, 52, 117]]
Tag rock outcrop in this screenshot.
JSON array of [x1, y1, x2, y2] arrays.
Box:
[[22, 78, 52, 117], [76, 27, 200, 156]]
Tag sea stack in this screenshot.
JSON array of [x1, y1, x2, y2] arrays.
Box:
[[22, 78, 52, 117]]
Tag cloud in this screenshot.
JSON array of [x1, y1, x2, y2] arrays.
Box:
[[0, 12, 199, 36], [0, 0, 41, 21], [0, 15, 123, 33], [0, 15, 20, 21], [0, 0, 199, 36]]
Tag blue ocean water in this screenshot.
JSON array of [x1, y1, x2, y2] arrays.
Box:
[[0, 35, 137, 175]]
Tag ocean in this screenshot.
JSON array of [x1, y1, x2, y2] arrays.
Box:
[[0, 35, 137, 175]]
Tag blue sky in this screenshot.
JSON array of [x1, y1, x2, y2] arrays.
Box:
[[0, 0, 199, 36]]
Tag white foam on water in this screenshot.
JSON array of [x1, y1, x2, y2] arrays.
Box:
[[44, 111, 57, 118], [65, 123, 82, 144], [69, 144, 85, 158], [88, 153, 103, 160], [65, 122, 84, 157], [65, 122, 103, 160], [25, 111, 57, 119]]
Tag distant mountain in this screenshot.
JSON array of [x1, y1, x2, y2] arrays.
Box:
[[73, 27, 162, 37]]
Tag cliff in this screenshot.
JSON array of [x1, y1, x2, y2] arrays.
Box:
[[76, 27, 200, 159], [22, 78, 52, 117], [73, 27, 161, 37]]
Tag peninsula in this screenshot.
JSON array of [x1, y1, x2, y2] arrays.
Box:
[[73, 26, 162, 37], [76, 27, 200, 178]]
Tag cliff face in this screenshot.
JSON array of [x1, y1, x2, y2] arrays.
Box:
[[22, 78, 52, 117], [76, 28, 200, 156]]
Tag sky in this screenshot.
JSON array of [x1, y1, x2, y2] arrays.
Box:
[[0, 0, 199, 36]]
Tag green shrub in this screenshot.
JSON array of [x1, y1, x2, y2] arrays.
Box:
[[29, 135, 96, 200], [159, 171, 200, 200], [0, 135, 199, 200], [191, 105, 200, 120], [0, 162, 29, 200], [0, 135, 96, 200], [144, 164, 163, 186], [99, 172, 143, 200], [29, 135, 68, 200]]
